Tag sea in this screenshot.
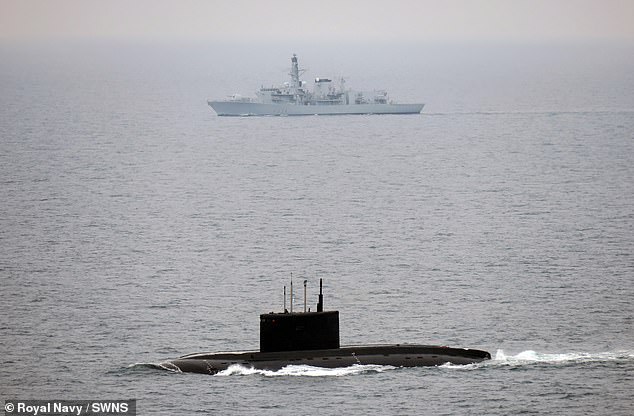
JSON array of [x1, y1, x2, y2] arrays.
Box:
[[1, 41, 633, 415]]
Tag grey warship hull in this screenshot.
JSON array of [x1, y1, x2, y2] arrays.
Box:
[[208, 100, 424, 116], [161, 344, 491, 375]]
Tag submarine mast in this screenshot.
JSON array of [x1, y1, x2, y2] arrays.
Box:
[[260, 277, 339, 352], [317, 278, 324, 312]]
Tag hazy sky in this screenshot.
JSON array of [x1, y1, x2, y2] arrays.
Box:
[[1, 0, 633, 43]]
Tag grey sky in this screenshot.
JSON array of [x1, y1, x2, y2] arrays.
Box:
[[1, 0, 633, 43]]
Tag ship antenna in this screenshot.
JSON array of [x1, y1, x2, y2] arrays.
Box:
[[303, 280, 308, 313], [317, 278, 324, 312]]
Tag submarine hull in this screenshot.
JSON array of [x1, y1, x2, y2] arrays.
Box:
[[161, 344, 491, 375]]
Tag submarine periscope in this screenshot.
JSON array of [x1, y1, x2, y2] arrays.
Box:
[[160, 279, 491, 374]]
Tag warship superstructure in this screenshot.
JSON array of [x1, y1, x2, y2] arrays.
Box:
[[160, 279, 489, 375], [207, 54, 424, 116]]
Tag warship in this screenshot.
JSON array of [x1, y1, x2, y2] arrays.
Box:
[[160, 279, 490, 374], [207, 54, 424, 116]]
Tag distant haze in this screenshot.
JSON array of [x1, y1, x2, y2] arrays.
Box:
[[1, 0, 633, 43]]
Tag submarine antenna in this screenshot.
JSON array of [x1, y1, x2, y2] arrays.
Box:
[[283, 285, 287, 312], [317, 278, 323, 312], [303, 280, 307, 313], [290, 273, 293, 313]]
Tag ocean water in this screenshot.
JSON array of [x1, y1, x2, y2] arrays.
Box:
[[1, 41, 633, 415]]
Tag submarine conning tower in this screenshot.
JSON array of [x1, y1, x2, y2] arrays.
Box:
[[260, 278, 340, 353]]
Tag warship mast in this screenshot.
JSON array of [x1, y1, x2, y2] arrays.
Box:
[[289, 54, 304, 104]]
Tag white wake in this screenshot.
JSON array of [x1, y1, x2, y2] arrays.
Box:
[[214, 363, 395, 377], [492, 349, 634, 365]]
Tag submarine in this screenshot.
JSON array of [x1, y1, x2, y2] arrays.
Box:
[[160, 279, 491, 374]]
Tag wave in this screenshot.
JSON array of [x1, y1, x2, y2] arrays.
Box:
[[491, 349, 634, 366], [124, 362, 393, 377], [215, 363, 394, 377], [126, 362, 182, 373], [440, 349, 634, 371], [129, 350, 634, 376]]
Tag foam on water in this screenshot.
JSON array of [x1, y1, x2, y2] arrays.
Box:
[[132, 350, 634, 375], [491, 349, 634, 366], [432, 349, 634, 371], [214, 363, 395, 377]]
